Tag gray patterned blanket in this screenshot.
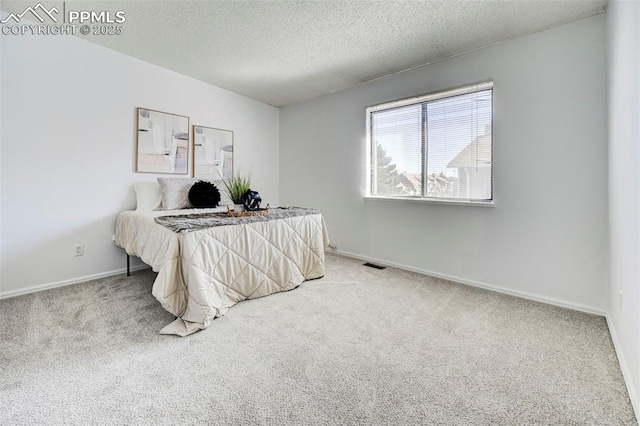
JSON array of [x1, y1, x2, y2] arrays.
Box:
[[155, 207, 321, 233]]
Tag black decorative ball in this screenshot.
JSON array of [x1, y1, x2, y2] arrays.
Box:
[[189, 181, 221, 208]]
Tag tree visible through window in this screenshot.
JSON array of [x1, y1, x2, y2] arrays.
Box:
[[366, 81, 493, 202], [374, 142, 403, 196]]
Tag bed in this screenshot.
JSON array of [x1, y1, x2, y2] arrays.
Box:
[[115, 204, 329, 336]]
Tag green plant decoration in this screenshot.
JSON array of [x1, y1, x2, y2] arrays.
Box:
[[220, 169, 252, 204]]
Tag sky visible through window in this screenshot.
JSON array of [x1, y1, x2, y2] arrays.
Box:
[[373, 90, 492, 177]]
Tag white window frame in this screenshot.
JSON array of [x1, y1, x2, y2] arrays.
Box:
[[364, 80, 494, 206]]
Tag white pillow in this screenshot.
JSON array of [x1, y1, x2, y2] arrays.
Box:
[[133, 182, 162, 211], [157, 177, 197, 210]]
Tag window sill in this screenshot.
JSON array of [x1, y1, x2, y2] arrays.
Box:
[[363, 196, 495, 207]]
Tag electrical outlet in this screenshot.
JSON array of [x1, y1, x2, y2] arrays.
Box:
[[74, 244, 84, 257], [112, 235, 116, 242], [328, 244, 338, 251], [618, 291, 623, 313]]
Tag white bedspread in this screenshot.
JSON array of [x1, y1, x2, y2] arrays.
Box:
[[115, 208, 329, 336]]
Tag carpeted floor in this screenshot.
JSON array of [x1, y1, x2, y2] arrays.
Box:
[[0, 253, 636, 425]]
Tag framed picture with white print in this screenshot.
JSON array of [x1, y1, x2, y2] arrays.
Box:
[[192, 125, 234, 180], [136, 107, 190, 174]]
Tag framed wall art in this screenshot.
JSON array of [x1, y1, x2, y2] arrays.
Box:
[[136, 107, 190, 174], [192, 125, 234, 180]]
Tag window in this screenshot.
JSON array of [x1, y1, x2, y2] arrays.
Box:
[[366, 81, 493, 203]]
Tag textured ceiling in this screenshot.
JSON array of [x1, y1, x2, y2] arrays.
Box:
[[2, 1, 607, 106]]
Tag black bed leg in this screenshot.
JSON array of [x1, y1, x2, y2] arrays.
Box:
[[127, 254, 131, 277]]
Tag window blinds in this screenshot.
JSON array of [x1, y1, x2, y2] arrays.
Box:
[[367, 81, 493, 202]]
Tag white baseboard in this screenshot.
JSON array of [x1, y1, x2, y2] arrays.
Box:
[[332, 249, 606, 316], [0, 264, 151, 300], [606, 314, 640, 418]]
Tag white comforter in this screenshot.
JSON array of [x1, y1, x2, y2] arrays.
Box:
[[115, 208, 329, 336]]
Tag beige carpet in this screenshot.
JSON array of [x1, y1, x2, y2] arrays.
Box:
[[0, 253, 636, 425]]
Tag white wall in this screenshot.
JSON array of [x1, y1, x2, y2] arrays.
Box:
[[280, 15, 608, 313], [0, 27, 279, 296], [608, 0, 640, 413]]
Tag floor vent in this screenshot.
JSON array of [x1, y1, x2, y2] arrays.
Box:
[[363, 262, 386, 270]]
